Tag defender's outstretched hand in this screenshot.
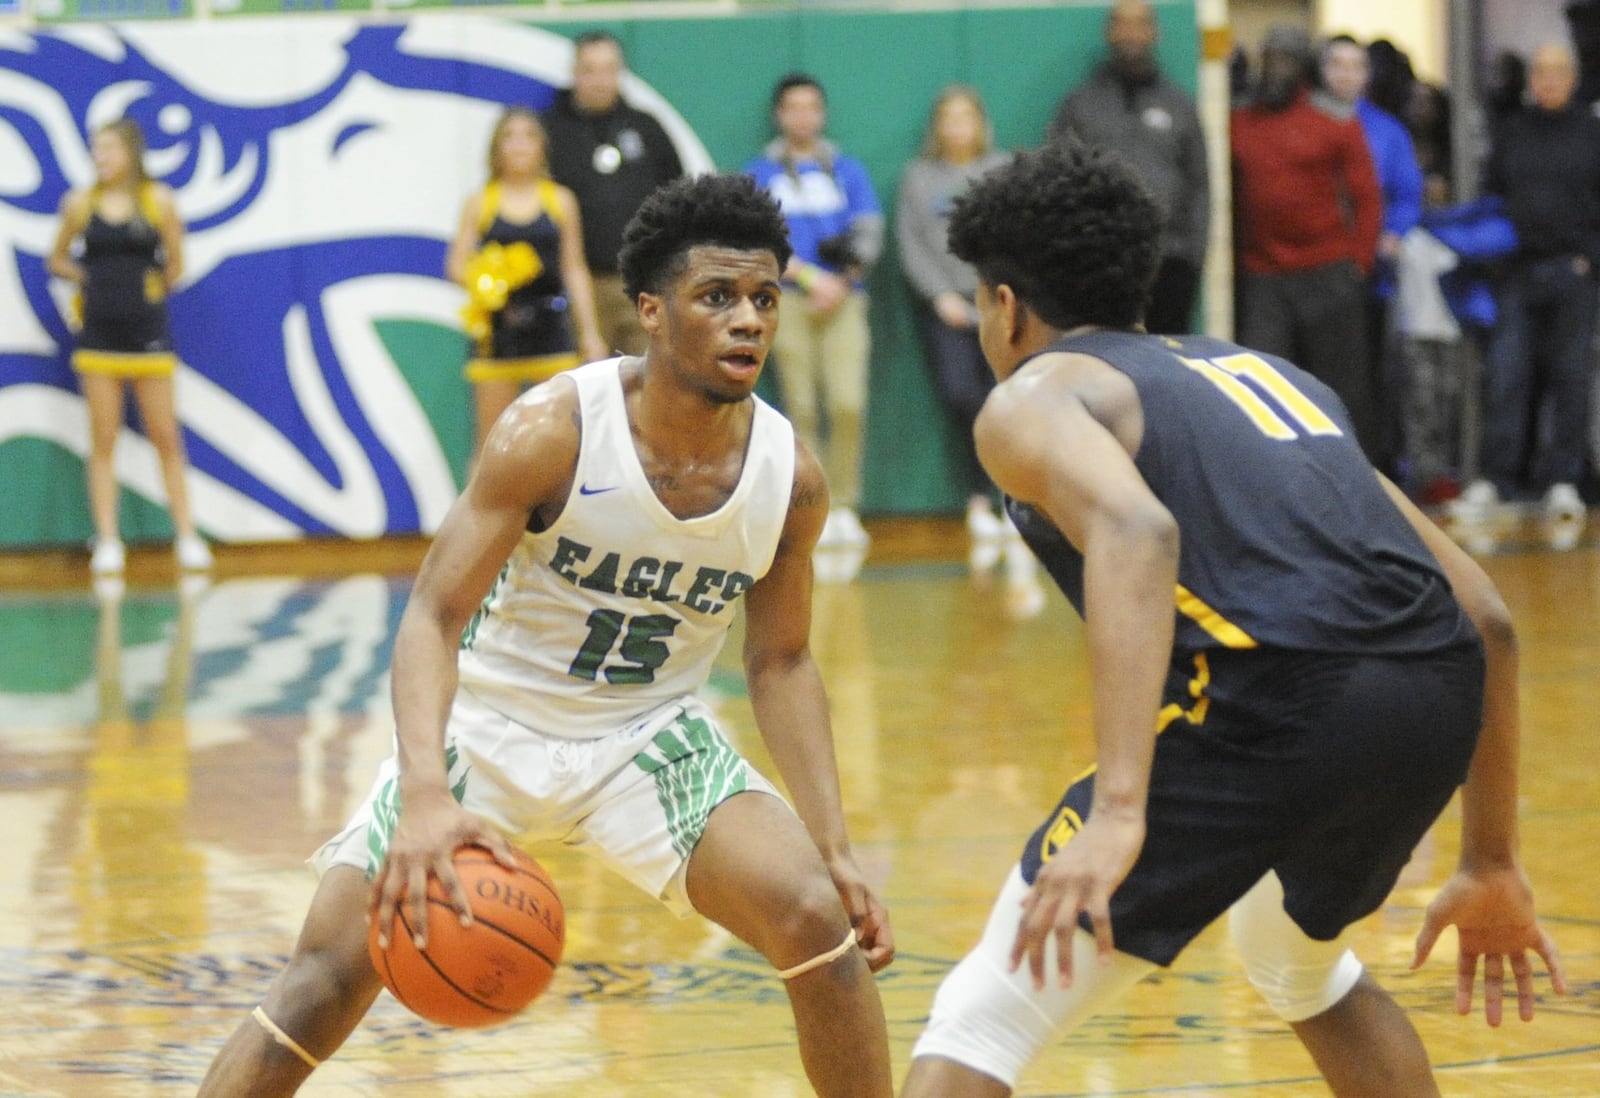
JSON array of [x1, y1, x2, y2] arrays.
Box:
[[1411, 863, 1568, 1025]]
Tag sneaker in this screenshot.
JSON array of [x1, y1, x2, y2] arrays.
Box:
[[176, 534, 213, 571], [90, 538, 125, 576], [821, 507, 870, 549], [1002, 523, 1046, 619], [92, 574, 125, 603], [812, 545, 866, 584], [1544, 482, 1585, 522], [1447, 479, 1498, 522], [967, 501, 1005, 573]]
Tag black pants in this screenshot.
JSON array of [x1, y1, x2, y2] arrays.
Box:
[[1145, 256, 1201, 335], [1238, 262, 1380, 462]]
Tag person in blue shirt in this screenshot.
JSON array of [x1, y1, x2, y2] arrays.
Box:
[[745, 73, 883, 564], [1320, 33, 1426, 477]]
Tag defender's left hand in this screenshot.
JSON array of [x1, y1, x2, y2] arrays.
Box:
[[827, 853, 896, 973]]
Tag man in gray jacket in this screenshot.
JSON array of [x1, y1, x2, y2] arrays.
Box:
[[1049, 0, 1210, 333]]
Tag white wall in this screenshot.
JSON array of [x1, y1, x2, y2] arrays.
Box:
[[1314, 0, 1447, 80], [1480, 0, 1573, 63]]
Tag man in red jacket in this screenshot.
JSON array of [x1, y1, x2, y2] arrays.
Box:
[[1232, 25, 1383, 458]]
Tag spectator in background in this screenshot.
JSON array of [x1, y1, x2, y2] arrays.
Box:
[[1408, 81, 1455, 207], [1454, 43, 1600, 530], [746, 73, 883, 564], [1049, 0, 1209, 334], [897, 85, 1043, 617], [1365, 38, 1417, 120], [446, 108, 606, 455], [1485, 50, 1527, 137], [1231, 25, 1383, 458], [1320, 33, 1425, 475], [543, 31, 683, 357]]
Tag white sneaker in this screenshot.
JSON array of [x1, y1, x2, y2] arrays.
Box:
[[826, 507, 870, 548], [1544, 482, 1585, 522], [90, 538, 125, 576], [1447, 479, 1498, 522], [176, 534, 213, 571], [1002, 525, 1047, 619], [92, 574, 125, 602], [967, 501, 1005, 573]]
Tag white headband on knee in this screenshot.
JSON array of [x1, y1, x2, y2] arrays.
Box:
[[253, 1005, 321, 1069], [778, 929, 858, 980]]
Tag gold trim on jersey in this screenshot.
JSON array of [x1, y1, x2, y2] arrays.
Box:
[[1174, 584, 1257, 648], [464, 353, 581, 385], [71, 350, 178, 378]]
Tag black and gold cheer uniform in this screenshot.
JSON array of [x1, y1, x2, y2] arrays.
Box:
[[72, 184, 177, 378], [465, 179, 580, 385]]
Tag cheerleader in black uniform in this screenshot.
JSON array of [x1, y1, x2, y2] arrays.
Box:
[[446, 107, 607, 454], [47, 118, 211, 577]]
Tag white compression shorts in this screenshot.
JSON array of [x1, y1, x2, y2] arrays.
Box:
[[1227, 870, 1365, 1022], [910, 866, 1154, 1088], [911, 866, 1367, 1087]]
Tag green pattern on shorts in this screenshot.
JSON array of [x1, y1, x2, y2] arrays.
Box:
[[365, 741, 470, 878], [632, 710, 750, 859]]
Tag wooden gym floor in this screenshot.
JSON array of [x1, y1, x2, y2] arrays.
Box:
[[0, 513, 1594, 1097]]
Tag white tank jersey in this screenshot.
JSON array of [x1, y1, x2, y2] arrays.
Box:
[[456, 358, 796, 739]]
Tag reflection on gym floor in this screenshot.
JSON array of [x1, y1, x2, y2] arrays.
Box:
[[0, 555, 1594, 1096]]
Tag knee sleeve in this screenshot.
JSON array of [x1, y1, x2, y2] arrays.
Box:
[[1229, 872, 1364, 1023], [910, 866, 1153, 1087]]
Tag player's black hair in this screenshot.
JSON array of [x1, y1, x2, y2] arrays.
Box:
[[947, 140, 1162, 331], [619, 173, 793, 300]]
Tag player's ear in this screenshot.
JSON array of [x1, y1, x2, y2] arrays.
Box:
[[637, 291, 663, 336], [994, 283, 1025, 346]]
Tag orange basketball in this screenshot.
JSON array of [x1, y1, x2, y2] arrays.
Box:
[[368, 845, 564, 1028]]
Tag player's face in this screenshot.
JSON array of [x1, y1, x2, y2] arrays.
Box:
[[1321, 42, 1368, 104], [650, 246, 781, 404], [775, 86, 826, 146], [91, 129, 133, 186], [573, 41, 624, 113]]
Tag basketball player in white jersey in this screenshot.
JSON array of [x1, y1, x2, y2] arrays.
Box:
[[198, 173, 895, 1097]]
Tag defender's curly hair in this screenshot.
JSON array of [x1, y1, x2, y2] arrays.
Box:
[[947, 141, 1162, 331], [619, 173, 793, 300]]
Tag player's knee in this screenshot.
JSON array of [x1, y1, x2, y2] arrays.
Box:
[[1229, 873, 1364, 1022], [765, 878, 852, 971]]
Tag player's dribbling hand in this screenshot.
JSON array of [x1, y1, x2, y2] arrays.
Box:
[[1010, 811, 1143, 992], [1410, 863, 1568, 1026], [369, 789, 520, 952], [827, 853, 896, 973]]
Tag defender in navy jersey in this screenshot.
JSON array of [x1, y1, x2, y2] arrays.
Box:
[[902, 142, 1566, 1098], [200, 175, 894, 1097]]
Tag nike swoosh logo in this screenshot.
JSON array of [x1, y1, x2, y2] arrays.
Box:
[[579, 483, 620, 496]]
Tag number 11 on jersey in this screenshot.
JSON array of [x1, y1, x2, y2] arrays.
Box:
[[1178, 352, 1343, 441]]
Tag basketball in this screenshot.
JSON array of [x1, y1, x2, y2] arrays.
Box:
[[368, 845, 564, 1028]]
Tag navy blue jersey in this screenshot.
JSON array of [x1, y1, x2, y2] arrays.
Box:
[[1008, 329, 1475, 660]]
